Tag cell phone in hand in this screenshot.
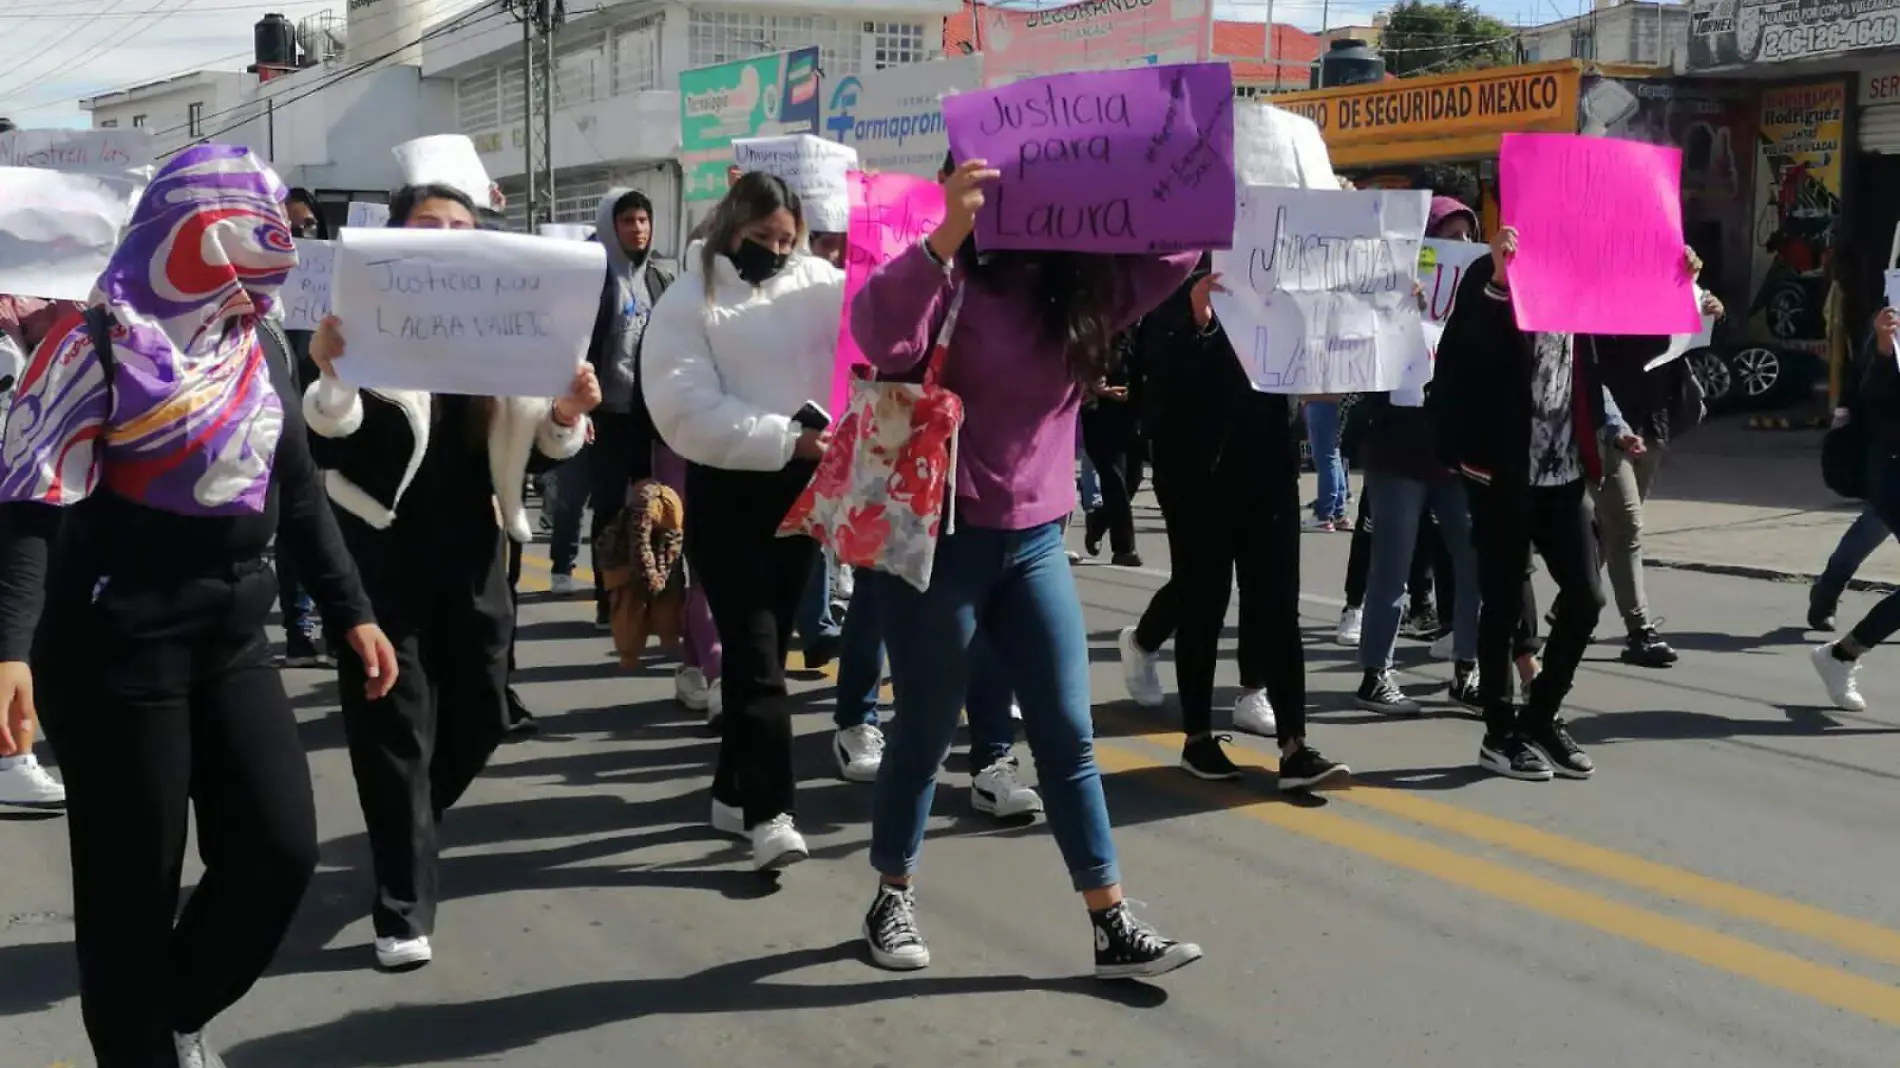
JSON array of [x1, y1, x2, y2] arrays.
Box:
[[793, 400, 831, 432]]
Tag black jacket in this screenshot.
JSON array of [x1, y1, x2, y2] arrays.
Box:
[[586, 258, 675, 435], [1843, 331, 1900, 454], [1595, 333, 1706, 445], [1426, 254, 1627, 489]]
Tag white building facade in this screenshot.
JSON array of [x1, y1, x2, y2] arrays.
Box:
[[80, 71, 260, 157], [1519, 0, 1691, 68]]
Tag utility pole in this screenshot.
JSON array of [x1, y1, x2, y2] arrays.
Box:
[[507, 0, 563, 229]]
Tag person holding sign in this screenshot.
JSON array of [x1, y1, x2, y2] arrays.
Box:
[[642, 171, 844, 873], [0, 145, 398, 1068], [1429, 226, 1651, 784], [303, 181, 600, 973], [848, 157, 1202, 979]]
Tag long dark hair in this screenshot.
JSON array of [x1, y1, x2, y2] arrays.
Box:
[[286, 186, 329, 239], [387, 183, 477, 227], [699, 171, 804, 300]]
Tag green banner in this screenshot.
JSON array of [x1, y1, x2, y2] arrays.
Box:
[[678, 47, 822, 202]]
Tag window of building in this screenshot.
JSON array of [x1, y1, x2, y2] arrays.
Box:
[[1569, 27, 1596, 60], [688, 9, 905, 77], [98, 119, 119, 128], [457, 67, 502, 131], [187, 102, 204, 137], [866, 20, 929, 68], [555, 31, 606, 108], [500, 58, 527, 124], [1632, 18, 1662, 63], [613, 17, 660, 94], [131, 114, 147, 128]]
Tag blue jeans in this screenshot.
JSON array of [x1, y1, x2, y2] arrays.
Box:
[[547, 454, 591, 575], [1077, 451, 1104, 513], [275, 550, 317, 641], [870, 520, 1117, 891], [1849, 452, 1900, 648], [796, 553, 841, 650], [1305, 400, 1347, 520], [835, 577, 1017, 768], [1361, 472, 1479, 669], [1817, 504, 1888, 608]]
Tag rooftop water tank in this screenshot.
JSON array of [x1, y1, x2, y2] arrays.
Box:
[[1313, 38, 1386, 90], [255, 13, 298, 69]]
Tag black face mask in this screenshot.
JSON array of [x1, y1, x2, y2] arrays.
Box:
[[728, 238, 789, 285]]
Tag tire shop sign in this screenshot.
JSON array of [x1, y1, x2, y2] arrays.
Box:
[[1688, 0, 1900, 69]]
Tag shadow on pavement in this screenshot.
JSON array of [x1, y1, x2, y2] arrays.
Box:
[[0, 937, 76, 1017], [228, 942, 1168, 1068]]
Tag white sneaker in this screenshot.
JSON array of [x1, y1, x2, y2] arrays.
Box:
[[971, 758, 1044, 818], [0, 753, 65, 809], [1336, 608, 1363, 647], [705, 680, 724, 730], [1010, 701, 1022, 720], [835, 723, 885, 783], [1430, 632, 1455, 660], [675, 666, 711, 711], [173, 1030, 227, 1068], [373, 935, 433, 971], [1812, 643, 1868, 711], [751, 813, 809, 871], [549, 572, 578, 595], [1233, 690, 1277, 737], [710, 797, 745, 837], [1117, 626, 1165, 708]]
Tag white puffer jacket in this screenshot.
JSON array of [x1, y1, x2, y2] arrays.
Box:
[[641, 240, 845, 472]]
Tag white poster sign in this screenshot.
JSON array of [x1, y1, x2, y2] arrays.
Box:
[[1232, 103, 1338, 191], [392, 135, 495, 211], [1647, 291, 1720, 370], [538, 223, 593, 241], [0, 168, 138, 301], [1392, 239, 1491, 406], [732, 134, 858, 232], [330, 227, 605, 398], [1210, 186, 1431, 395], [821, 55, 983, 178], [346, 201, 390, 229], [280, 239, 334, 332], [0, 128, 154, 181]]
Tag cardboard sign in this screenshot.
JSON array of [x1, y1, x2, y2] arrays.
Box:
[[733, 134, 859, 232], [1232, 102, 1338, 191], [330, 227, 605, 398], [280, 239, 334, 332], [941, 62, 1236, 253], [833, 172, 946, 418], [1210, 186, 1432, 395]]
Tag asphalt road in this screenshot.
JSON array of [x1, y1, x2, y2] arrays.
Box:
[[7, 497, 1900, 1067]]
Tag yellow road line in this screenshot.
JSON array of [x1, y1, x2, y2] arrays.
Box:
[[1088, 741, 1900, 1026]]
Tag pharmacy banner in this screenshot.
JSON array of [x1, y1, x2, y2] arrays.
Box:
[[679, 48, 822, 202]]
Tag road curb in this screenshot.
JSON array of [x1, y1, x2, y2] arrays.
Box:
[[1647, 556, 1900, 595]]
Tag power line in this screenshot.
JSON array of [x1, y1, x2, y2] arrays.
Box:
[[0, 0, 331, 16], [1, 49, 256, 116], [0, 0, 135, 102], [2, 0, 198, 105]]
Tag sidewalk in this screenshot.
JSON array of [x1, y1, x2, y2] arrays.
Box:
[[1298, 417, 1900, 589]]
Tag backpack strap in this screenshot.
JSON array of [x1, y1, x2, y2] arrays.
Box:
[[254, 315, 296, 385], [80, 306, 117, 424]]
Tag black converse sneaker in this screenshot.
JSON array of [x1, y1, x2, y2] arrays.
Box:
[[1450, 662, 1482, 710], [1091, 901, 1202, 979], [1524, 718, 1594, 779], [1478, 734, 1553, 781], [1355, 668, 1421, 715], [1277, 745, 1350, 791], [1179, 733, 1242, 781], [863, 884, 930, 970], [1620, 627, 1679, 668]]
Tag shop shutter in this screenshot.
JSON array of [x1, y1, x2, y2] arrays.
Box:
[[1861, 104, 1900, 153]]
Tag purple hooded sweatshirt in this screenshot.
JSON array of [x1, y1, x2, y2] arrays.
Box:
[[851, 243, 1197, 530]]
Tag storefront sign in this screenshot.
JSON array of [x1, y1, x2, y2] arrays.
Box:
[[821, 55, 982, 177], [1272, 63, 1577, 146], [1688, 0, 1900, 69], [1748, 81, 1844, 349], [1861, 61, 1900, 103], [678, 48, 822, 202], [978, 0, 1214, 87]]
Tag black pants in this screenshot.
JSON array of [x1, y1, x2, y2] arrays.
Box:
[[334, 524, 512, 940], [1134, 445, 1304, 741], [686, 461, 818, 827], [1466, 478, 1603, 736], [1344, 493, 1444, 615], [39, 563, 318, 1067], [588, 410, 653, 618], [1081, 405, 1143, 557]]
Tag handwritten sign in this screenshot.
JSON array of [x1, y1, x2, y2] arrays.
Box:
[[1886, 268, 1900, 314], [1233, 102, 1338, 191], [392, 135, 494, 212], [833, 172, 946, 417], [0, 128, 153, 180], [330, 227, 605, 398], [734, 133, 859, 232], [280, 239, 334, 332], [1391, 239, 1491, 406], [1209, 186, 1431, 395], [0, 167, 136, 302], [538, 223, 593, 241], [1648, 288, 1720, 370], [1499, 133, 1700, 335], [941, 62, 1235, 253], [346, 201, 390, 229]]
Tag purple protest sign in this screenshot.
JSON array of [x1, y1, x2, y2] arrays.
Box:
[[941, 62, 1236, 254]]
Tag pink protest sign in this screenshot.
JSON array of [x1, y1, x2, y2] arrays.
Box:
[[1498, 133, 1700, 335], [831, 171, 946, 418], [941, 62, 1235, 255]]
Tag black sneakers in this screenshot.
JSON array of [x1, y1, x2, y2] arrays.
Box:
[[1523, 718, 1594, 779], [1091, 901, 1202, 979], [1620, 627, 1679, 668], [1179, 733, 1241, 781], [1808, 589, 1839, 632], [1478, 734, 1553, 781], [1355, 669, 1421, 715], [863, 884, 930, 970], [1450, 662, 1482, 710], [1400, 606, 1441, 640], [1277, 745, 1350, 792]]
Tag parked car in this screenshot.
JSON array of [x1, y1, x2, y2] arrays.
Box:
[[1686, 342, 1820, 414]]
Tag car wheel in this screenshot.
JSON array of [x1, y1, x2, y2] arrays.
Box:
[[1731, 345, 1783, 405], [1690, 349, 1734, 408]]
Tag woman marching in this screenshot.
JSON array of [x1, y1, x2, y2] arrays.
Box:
[[849, 158, 1203, 978], [303, 182, 600, 971], [0, 145, 397, 1068], [643, 171, 843, 871]]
